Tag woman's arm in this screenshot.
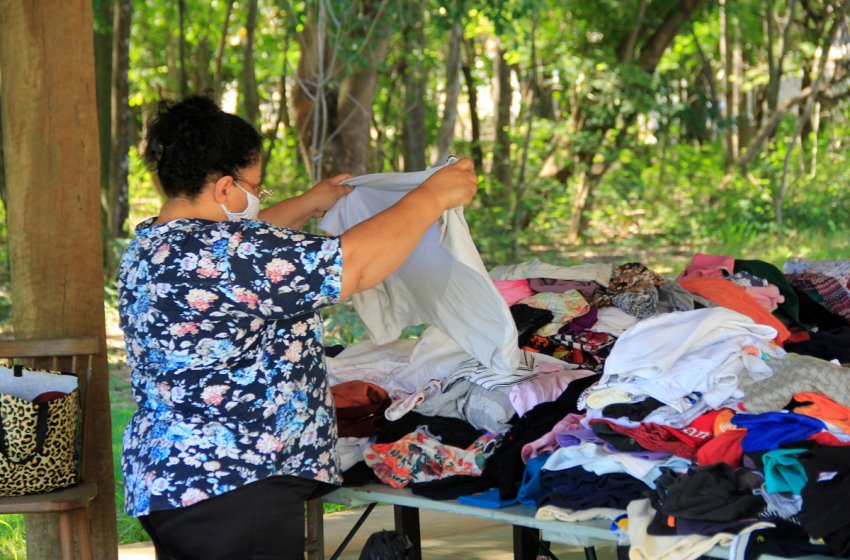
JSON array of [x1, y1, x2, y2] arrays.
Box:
[[339, 158, 477, 301], [259, 174, 353, 230]]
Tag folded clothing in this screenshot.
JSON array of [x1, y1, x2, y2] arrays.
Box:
[[661, 463, 765, 522]]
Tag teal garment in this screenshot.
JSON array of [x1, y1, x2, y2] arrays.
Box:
[[763, 448, 808, 494], [734, 259, 813, 330]]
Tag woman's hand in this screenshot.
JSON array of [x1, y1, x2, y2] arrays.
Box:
[[304, 173, 355, 218], [418, 158, 477, 210]]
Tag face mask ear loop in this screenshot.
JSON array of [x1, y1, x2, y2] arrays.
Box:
[[221, 182, 261, 221]]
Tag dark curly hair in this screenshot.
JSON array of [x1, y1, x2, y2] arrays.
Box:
[[142, 96, 263, 199]]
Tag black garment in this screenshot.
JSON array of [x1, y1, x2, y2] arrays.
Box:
[[324, 344, 346, 358], [480, 373, 602, 499], [342, 461, 380, 487], [590, 421, 646, 452], [602, 397, 665, 422], [139, 475, 330, 560], [793, 285, 849, 331], [785, 326, 850, 363], [409, 475, 494, 500], [798, 445, 850, 557], [509, 303, 554, 347], [739, 520, 834, 560], [662, 463, 765, 522], [374, 412, 483, 448]]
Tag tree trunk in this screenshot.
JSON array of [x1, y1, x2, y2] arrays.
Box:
[[461, 38, 483, 171], [0, 2, 117, 559], [293, 2, 392, 179], [776, 0, 850, 225], [93, 0, 113, 201], [434, 22, 463, 165], [400, 3, 427, 171], [0, 95, 5, 206], [213, 0, 236, 102], [493, 44, 513, 188], [240, 0, 260, 127], [263, 28, 293, 182], [720, 0, 738, 164], [567, 165, 600, 244], [106, 0, 134, 277], [564, 0, 703, 240], [178, 0, 187, 97]]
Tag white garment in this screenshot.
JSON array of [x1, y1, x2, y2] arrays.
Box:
[[326, 326, 472, 393], [599, 308, 782, 412], [489, 259, 612, 287], [337, 436, 375, 471], [327, 326, 541, 396], [541, 443, 690, 489], [320, 167, 521, 375], [627, 498, 773, 560], [590, 307, 639, 336], [535, 504, 624, 522]]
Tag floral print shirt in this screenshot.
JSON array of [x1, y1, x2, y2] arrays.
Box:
[[117, 217, 343, 517]]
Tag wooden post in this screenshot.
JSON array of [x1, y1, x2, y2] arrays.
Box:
[[0, 1, 118, 558]]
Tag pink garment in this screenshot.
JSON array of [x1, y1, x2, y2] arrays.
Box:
[[521, 412, 585, 464], [744, 285, 785, 312], [678, 252, 735, 280], [493, 279, 535, 306], [509, 369, 597, 417]]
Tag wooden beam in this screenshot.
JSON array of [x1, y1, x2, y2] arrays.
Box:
[[0, 1, 118, 558]]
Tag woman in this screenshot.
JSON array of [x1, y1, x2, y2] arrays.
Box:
[[117, 96, 476, 559]]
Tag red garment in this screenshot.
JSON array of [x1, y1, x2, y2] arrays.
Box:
[[807, 431, 850, 447], [696, 429, 746, 468], [331, 380, 391, 437], [677, 252, 735, 280], [676, 276, 791, 345], [657, 409, 725, 448], [590, 419, 699, 461]]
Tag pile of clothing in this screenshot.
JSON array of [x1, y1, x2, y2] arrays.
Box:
[[326, 251, 850, 559]]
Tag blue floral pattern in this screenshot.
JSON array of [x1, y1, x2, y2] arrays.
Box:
[[118, 217, 343, 516]]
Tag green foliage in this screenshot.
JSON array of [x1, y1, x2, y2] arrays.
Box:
[[0, 515, 25, 560]]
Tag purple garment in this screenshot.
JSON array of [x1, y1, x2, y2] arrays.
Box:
[[529, 278, 600, 299], [555, 427, 613, 449], [559, 307, 599, 336]]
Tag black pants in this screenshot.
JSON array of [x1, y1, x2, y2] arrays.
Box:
[[139, 475, 332, 560]]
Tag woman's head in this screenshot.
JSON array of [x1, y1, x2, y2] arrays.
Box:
[[143, 96, 263, 199]]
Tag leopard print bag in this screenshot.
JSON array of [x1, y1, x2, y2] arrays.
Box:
[[0, 366, 79, 496]]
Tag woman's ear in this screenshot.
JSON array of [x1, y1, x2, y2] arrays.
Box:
[[211, 175, 235, 205]]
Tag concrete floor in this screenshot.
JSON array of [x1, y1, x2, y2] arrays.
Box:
[[118, 503, 620, 560]]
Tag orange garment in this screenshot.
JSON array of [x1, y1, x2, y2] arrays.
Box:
[[793, 391, 850, 435], [331, 380, 391, 438], [676, 276, 790, 345]]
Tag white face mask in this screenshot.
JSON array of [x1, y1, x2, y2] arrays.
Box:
[[221, 182, 260, 221]]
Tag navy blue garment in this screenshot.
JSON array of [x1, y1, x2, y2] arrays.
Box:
[[539, 467, 648, 510]]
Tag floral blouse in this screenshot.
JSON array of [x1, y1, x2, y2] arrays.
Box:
[[117, 217, 343, 517]]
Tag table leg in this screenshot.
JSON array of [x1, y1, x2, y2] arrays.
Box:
[[393, 505, 421, 560], [513, 525, 540, 560], [305, 499, 325, 560]]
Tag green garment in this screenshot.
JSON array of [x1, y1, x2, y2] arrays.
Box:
[[734, 259, 813, 330]]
